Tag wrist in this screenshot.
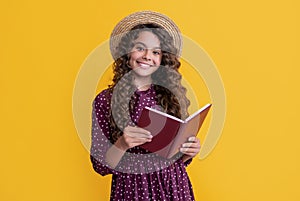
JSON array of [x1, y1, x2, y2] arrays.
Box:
[[182, 154, 192, 162], [114, 137, 128, 152]]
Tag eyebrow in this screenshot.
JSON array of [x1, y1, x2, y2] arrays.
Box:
[[134, 42, 161, 50]]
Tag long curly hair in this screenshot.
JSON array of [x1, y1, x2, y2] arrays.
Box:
[[107, 23, 190, 143]]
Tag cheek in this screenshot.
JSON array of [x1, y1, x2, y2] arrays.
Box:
[[155, 57, 162, 65], [128, 53, 136, 66], [129, 52, 140, 63], [131, 50, 143, 58]]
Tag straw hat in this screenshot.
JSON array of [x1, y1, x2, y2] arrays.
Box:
[[110, 10, 182, 60]]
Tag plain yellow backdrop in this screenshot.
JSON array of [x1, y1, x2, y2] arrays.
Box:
[[1, 0, 299, 201]]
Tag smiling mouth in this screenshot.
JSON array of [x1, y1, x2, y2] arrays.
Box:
[[137, 61, 152, 68]]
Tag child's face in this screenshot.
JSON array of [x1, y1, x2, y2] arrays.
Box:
[[128, 31, 162, 78]]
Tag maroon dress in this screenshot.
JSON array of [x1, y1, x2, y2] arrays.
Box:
[[90, 85, 195, 201]]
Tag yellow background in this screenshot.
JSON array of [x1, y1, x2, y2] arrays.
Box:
[[1, 0, 299, 200]]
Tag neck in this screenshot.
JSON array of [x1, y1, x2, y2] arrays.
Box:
[[133, 76, 153, 91]]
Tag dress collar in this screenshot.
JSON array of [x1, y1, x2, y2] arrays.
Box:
[[135, 84, 154, 96]]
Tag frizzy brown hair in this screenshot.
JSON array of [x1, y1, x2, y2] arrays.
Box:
[[107, 23, 190, 143]]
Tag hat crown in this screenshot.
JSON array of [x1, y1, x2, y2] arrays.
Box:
[[110, 11, 182, 60]]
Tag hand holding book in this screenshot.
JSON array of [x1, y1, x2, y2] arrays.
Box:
[[137, 103, 212, 158], [180, 136, 201, 161], [116, 126, 153, 151]]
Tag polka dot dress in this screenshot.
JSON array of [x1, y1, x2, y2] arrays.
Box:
[[90, 85, 195, 201]]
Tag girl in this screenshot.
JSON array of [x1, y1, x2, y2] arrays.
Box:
[[90, 11, 201, 201]]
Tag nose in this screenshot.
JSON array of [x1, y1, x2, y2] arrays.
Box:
[[142, 49, 151, 60]]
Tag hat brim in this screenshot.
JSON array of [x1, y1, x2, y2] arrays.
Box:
[[110, 11, 182, 60]]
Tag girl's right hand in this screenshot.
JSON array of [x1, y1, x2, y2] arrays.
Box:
[[115, 125, 153, 151]]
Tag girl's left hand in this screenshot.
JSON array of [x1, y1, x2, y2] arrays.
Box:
[[180, 136, 201, 159]]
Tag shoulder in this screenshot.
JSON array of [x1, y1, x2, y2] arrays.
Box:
[[93, 88, 112, 109]]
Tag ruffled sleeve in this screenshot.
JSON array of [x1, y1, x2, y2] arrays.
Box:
[[90, 90, 119, 176]]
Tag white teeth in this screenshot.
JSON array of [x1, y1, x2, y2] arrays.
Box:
[[139, 63, 150, 67]]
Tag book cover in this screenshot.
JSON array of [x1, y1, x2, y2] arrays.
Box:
[[137, 103, 212, 158]]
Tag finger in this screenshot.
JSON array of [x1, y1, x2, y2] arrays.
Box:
[[124, 137, 152, 148], [128, 138, 152, 148], [131, 137, 152, 143], [180, 147, 200, 154], [125, 126, 152, 136], [124, 127, 152, 138], [125, 132, 153, 139], [124, 134, 152, 142], [130, 126, 152, 135], [187, 136, 200, 142], [182, 142, 200, 148]]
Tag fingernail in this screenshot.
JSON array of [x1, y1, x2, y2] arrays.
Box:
[[189, 137, 195, 141]]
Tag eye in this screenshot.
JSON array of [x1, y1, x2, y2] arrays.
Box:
[[153, 50, 161, 55], [135, 46, 144, 51]]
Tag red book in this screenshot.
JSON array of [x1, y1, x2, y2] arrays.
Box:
[[137, 103, 212, 159]]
